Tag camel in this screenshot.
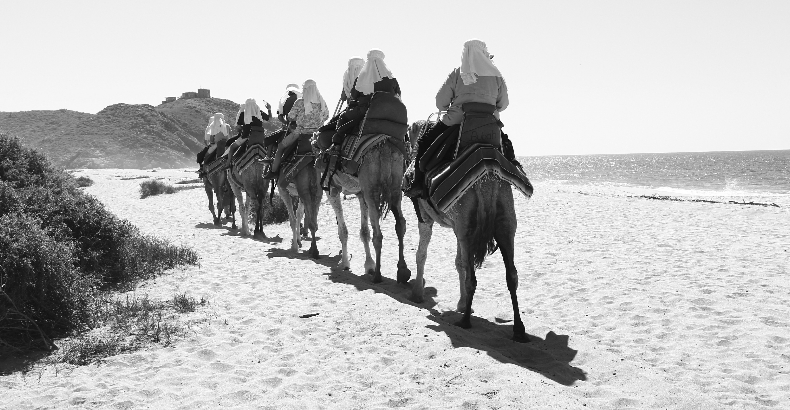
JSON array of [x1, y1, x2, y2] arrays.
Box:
[[409, 175, 529, 343], [227, 147, 270, 239], [325, 139, 411, 283], [274, 153, 323, 258], [202, 138, 236, 229]]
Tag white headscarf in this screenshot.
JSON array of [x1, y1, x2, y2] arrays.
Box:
[[343, 57, 365, 98], [243, 98, 262, 125], [205, 113, 228, 141], [460, 39, 502, 86], [354, 49, 393, 95], [278, 84, 303, 115], [301, 79, 328, 117]]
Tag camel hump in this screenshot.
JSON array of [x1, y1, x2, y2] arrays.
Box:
[[359, 92, 409, 140]]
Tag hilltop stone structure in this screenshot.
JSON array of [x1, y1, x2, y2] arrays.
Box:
[[161, 89, 211, 104]]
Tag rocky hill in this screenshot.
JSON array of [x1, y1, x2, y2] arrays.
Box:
[[0, 98, 280, 169]]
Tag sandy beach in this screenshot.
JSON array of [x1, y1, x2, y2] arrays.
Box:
[[2, 168, 788, 409]]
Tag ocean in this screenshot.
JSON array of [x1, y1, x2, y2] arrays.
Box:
[[518, 149, 790, 206]]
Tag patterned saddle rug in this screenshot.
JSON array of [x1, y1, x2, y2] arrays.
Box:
[[425, 143, 533, 213], [235, 143, 269, 177], [279, 134, 316, 187]]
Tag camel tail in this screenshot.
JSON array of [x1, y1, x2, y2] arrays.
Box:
[[468, 178, 499, 269]]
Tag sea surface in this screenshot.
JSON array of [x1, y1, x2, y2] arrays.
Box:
[[518, 149, 790, 206]]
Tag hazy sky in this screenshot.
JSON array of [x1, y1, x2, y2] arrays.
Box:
[[1, 0, 788, 156]]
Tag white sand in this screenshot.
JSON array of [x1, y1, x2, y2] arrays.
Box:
[[2, 168, 788, 409]]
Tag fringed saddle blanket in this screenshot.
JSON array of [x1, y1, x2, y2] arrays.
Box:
[[204, 156, 228, 179], [426, 144, 533, 213], [336, 133, 408, 176], [235, 144, 269, 177]]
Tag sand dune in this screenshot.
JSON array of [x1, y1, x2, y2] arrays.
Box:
[[2, 168, 788, 409]]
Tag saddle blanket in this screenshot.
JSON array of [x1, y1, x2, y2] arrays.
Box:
[[280, 153, 314, 187], [236, 144, 269, 176], [337, 133, 408, 176], [427, 144, 533, 213], [204, 156, 228, 178]]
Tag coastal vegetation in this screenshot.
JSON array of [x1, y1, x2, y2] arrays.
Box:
[[0, 133, 200, 363]]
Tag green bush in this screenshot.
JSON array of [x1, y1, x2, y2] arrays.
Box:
[[262, 194, 291, 225], [139, 180, 176, 198], [0, 134, 199, 355], [75, 176, 93, 187]]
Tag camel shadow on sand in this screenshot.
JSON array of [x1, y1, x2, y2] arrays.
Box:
[[262, 242, 586, 386], [313, 260, 586, 386]]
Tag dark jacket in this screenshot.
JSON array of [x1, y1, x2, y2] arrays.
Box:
[[349, 77, 401, 108]]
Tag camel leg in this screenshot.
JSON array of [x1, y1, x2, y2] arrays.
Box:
[[495, 187, 527, 342], [455, 238, 476, 329], [410, 218, 433, 303], [253, 195, 267, 239], [295, 200, 305, 249], [366, 198, 384, 284], [357, 195, 377, 281], [227, 173, 249, 236], [391, 200, 411, 284], [454, 239, 474, 314], [328, 188, 350, 270], [278, 184, 300, 251], [204, 179, 219, 225]]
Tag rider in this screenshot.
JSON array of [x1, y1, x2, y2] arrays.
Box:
[[328, 49, 401, 153], [317, 57, 365, 136], [223, 99, 271, 160], [277, 84, 302, 124], [197, 112, 231, 176], [406, 39, 517, 198], [264, 79, 329, 179]]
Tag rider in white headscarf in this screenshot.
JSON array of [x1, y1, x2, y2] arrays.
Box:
[[406, 39, 512, 198], [354, 49, 394, 95], [342, 57, 365, 101], [328, 49, 402, 150], [301, 79, 328, 118], [265, 79, 330, 179], [204, 113, 230, 145], [277, 84, 302, 124]]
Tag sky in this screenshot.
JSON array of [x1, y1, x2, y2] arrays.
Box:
[[1, 0, 788, 156]]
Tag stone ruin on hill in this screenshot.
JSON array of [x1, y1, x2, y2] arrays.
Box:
[[161, 88, 210, 104]]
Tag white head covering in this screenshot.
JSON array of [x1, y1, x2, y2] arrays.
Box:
[[205, 113, 228, 142], [278, 84, 303, 115], [343, 57, 365, 98], [460, 39, 502, 85], [301, 79, 328, 117], [354, 49, 393, 95], [243, 98, 262, 125]]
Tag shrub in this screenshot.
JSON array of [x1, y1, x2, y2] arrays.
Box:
[[0, 134, 200, 356], [262, 194, 291, 225], [139, 180, 176, 198], [0, 213, 96, 351], [74, 176, 93, 187]]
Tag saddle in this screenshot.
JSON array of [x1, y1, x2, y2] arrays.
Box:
[[279, 133, 317, 187], [202, 137, 228, 178], [425, 143, 533, 213], [419, 103, 501, 173]]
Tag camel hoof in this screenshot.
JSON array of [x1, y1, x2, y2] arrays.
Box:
[[231, 224, 237, 230], [396, 266, 412, 284], [408, 293, 424, 304], [513, 322, 529, 343], [454, 318, 472, 329], [253, 232, 266, 240], [513, 332, 530, 343], [213, 218, 221, 226], [366, 268, 375, 276], [372, 272, 383, 283], [308, 246, 319, 259]]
